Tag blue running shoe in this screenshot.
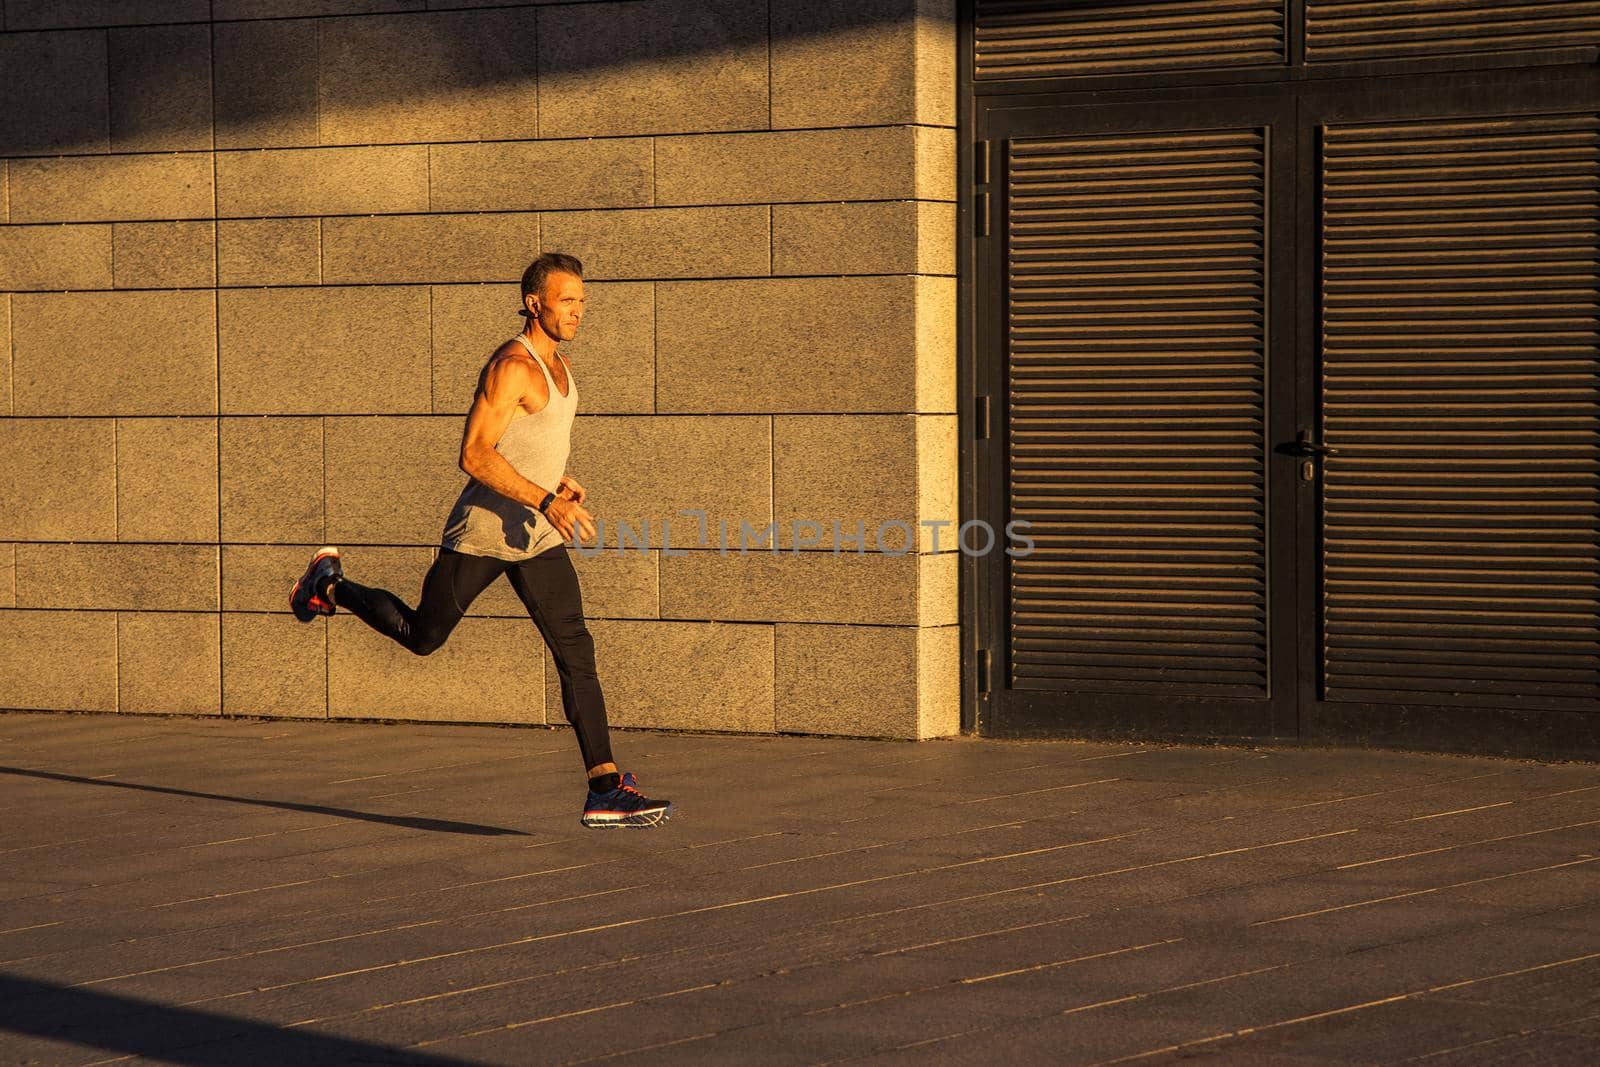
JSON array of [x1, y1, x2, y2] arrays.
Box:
[[581, 772, 672, 828], [290, 547, 342, 622]]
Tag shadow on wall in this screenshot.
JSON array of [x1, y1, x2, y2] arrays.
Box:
[[0, 0, 957, 158], [0, 972, 478, 1065]]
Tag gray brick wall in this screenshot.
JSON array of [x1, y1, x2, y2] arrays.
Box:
[[0, 0, 959, 739]]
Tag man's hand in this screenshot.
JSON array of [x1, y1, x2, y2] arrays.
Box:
[[556, 475, 587, 504], [544, 496, 597, 542]]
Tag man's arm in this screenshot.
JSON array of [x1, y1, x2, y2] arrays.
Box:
[[459, 355, 551, 508]]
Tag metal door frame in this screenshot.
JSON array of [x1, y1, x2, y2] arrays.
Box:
[[969, 93, 1303, 742], [960, 47, 1600, 756]]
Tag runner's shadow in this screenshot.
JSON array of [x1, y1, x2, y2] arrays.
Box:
[[0, 972, 479, 1065], [1, 767, 529, 837]]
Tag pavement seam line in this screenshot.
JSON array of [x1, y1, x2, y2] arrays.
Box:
[[861, 963, 1295, 1061], [1086, 949, 1600, 1066], [1251, 854, 1600, 926], [1336, 815, 1600, 870]]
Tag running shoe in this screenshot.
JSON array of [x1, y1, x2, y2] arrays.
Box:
[[289, 547, 342, 622], [581, 771, 672, 828]]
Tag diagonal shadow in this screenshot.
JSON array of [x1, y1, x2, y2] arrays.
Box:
[[0, 972, 479, 1066], [1, 767, 529, 837], [0, 1, 954, 157]]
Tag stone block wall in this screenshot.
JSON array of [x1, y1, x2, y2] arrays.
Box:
[[0, 0, 959, 740]]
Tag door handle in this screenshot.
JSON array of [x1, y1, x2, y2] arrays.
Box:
[[1278, 431, 1340, 458]]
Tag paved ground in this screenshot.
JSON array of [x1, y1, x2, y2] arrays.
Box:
[[1, 713, 1597, 1066]]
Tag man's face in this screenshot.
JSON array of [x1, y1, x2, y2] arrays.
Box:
[[530, 272, 585, 342]]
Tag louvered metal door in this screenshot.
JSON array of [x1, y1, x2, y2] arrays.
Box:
[[1306, 101, 1600, 745], [976, 87, 1600, 750], [967, 3, 1600, 754], [975, 100, 1300, 739]]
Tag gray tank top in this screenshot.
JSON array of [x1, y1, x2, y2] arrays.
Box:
[[441, 334, 578, 560]]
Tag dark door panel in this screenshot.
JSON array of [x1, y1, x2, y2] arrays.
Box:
[[1301, 85, 1600, 753], [975, 98, 1300, 740]]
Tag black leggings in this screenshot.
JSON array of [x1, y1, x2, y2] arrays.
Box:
[[333, 546, 613, 771]]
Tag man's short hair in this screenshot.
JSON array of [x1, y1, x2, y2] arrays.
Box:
[[521, 253, 584, 313]]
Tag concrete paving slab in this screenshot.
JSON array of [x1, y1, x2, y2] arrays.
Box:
[[1416, 1029, 1600, 1066], [2, 712, 1597, 1065]]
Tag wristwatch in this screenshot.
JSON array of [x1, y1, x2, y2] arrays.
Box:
[[537, 490, 557, 512]]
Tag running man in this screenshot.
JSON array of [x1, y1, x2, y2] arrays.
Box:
[[289, 253, 672, 828]]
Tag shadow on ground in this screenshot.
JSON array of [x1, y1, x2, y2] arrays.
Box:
[[0, 972, 477, 1066], [1, 766, 529, 837]]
